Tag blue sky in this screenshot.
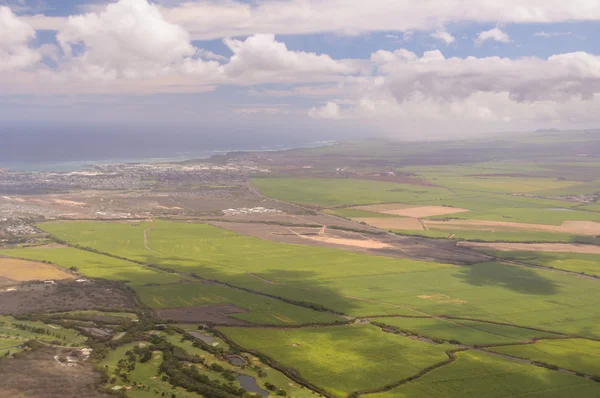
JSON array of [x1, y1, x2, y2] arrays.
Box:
[[1, 0, 600, 137]]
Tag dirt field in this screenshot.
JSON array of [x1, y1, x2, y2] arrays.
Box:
[[155, 305, 249, 325], [0, 346, 108, 398], [424, 219, 600, 236], [458, 242, 600, 254], [353, 217, 425, 230], [0, 281, 136, 315], [208, 221, 490, 265], [297, 234, 392, 249], [0, 258, 74, 283], [354, 204, 470, 218]]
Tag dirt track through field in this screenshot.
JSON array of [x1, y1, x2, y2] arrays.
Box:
[[287, 227, 393, 249], [354, 217, 424, 230], [459, 242, 600, 254], [143, 225, 159, 254]]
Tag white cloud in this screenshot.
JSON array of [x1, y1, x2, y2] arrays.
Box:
[[308, 49, 600, 135], [55, 0, 222, 80], [431, 31, 456, 45], [309, 102, 342, 120], [474, 27, 512, 46], [160, 0, 600, 40], [0, 6, 40, 72], [223, 33, 356, 83], [534, 31, 575, 38]]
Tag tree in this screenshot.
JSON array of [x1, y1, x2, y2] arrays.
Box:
[[69, 266, 79, 272]]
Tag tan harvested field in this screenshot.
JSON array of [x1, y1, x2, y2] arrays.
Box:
[[458, 242, 600, 254], [354, 217, 424, 230], [0, 258, 74, 282], [384, 206, 470, 218], [297, 234, 392, 249], [354, 204, 470, 217], [424, 219, 600, 236]]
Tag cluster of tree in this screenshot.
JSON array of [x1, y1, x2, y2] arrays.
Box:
[[264, 382, 288, 396]]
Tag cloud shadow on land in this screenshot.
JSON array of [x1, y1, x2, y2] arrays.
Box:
[[455, 262, 560, 296]]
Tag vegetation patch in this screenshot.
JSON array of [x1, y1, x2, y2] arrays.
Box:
[[219, 324, 450, 397]]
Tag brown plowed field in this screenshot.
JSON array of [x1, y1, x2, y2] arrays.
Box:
[[155, 305, 249, 325], [353, 204, 470, 218], [458, 242, 600, 254]]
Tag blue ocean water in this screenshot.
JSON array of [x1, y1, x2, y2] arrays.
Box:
[[0, 123, 336, 172]]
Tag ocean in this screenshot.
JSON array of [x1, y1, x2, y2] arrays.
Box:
[[0, 124, 336, 172]]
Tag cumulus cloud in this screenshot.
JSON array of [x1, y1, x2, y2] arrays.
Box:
[[431, 31, 456, 45], [223, 33, 356, 83], [475, 27, 512, 46], [0, 6, 40, 72], [55, 0, 221, 80], [309, 102, 342, 119]]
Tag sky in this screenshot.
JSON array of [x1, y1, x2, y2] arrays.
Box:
[[1, 0, 600, 138]]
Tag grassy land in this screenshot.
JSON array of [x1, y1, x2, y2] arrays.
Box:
[[101, 342, 200, 398], [370, 317, 561, 346], [220, 324, 450, 397], [489, 339, 600, 377], [369, 350, 600, 398], [0, 315, 86, 346], [0, 337, 25, 357], [17, 220, 600, 339], [482, 251, 600, 276], [135, 283, 343, 325], [0, 247, 185, 286], [252, 178, 451, 207]]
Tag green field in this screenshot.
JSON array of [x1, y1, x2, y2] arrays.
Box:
[[324, 208, 400, 218], [5, 220, 600, 339], [482, 251, 600, 276], [220, 324, 450, 397], [252, 177, 451, 207], [135, 283, 342, 325], [369, 350, 599, 398], [370, 317, 561, 346], [489, 339, 600, 377], [393, 229, 578, 243], [0, 247, 185, 285]]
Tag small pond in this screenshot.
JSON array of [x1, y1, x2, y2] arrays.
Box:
[[228, 355, 246, 366], [189, 331, 214, 345], [237, 375, 269, 396]]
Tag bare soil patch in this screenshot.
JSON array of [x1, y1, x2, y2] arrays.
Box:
[[297, 234, 392, 249], [425, 219, 600, 236], [383, 206, 470, 218], [458, 242, 600, 254], [0, 346, 108, 398], [354, 217, 424, 230], [0, 281, 136, 315], [0, 258, 74, 282], [208, 220, 489, 264], [155, 305, 249, 325]]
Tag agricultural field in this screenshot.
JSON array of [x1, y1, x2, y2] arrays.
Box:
[[369, 317, 561, 346], [135, 282, 342, 325], [368, 350, 600, 398], [489, 338, 600, 377], [0, 246, 186, 286], [220, 324, 451, 397], [473, 250, 600, 276], [0, 257, 74, 283], [9, 220, 600, 339]]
